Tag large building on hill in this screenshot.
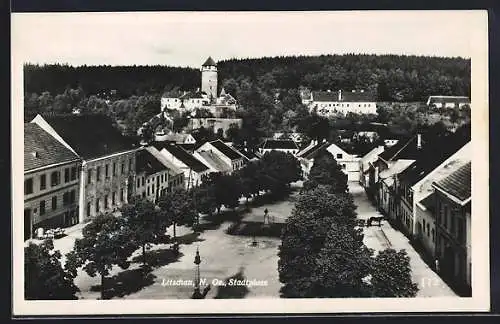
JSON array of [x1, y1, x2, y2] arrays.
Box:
[[160, 57, 238, 116], [301, 89, 377, 116], [32, 114, 139, 223]]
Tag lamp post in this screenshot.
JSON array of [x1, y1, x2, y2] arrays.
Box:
[[192, 247, 202, 299]]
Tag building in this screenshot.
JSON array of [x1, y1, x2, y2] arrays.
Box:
[[134, 148, 171, 203], [303, 89, 377, 116], [161, 57, 238, 115], [259, 139, 300, 156], [24, 124, 82, 240], [161, 132, 197, 145], [32, 114, 138, 223], [187, 118, 243, 138], [195, 140, 247, 173], [378, 159, 415, 221], [359, 145, 385, 188], [155, 143, 210, 189], [296, 140, 330, 178], [426, 96, 470, 109], [433, 162, 471, 294], [273, 132, 304, 143], [325, 143, 360, 182], [193, 150, 232, 174], [412, 142, 471, 258], [145, 146, 185, 193]]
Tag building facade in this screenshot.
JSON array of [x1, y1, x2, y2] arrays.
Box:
[[135, 148, 170, 203], [196, 140, 246, 173], [24, 123, 82, 240], [259, 139, 300, 156], [201, 56, 218, 101], [325, 143, 360, 182], [303, 89, 377, 116]]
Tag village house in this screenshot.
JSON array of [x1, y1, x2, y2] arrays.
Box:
[[359, 145, 385, 188], [24, 124, 82, 240], [155, 143, 210, 190], [426, 95, 470, 109], [259, 139, 300, 156], [195, 139, 247, 173], [145, 146, 185, 193], [433, 162, 471, 294], [134, 148, 171, 203], [302, 89, 377, 116], [325, 143, 360, 182], [296, 140, 330, 178], [32, 114, 138, 222], [412, 142, 471, 259], [378, 159, 415, 221]]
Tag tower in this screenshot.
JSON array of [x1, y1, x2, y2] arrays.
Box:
[[201, 56, 218, 102]]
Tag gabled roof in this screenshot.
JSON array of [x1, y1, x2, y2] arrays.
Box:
[[418, 193, 436, 213], [24, 123, 80, 172], [379, 159, 415, 180], [261, 139, 299, 150], [239, 149, 259, 160], [378, 135, 417, 162], [156, 143, 209, 173], [35, 114, 137, 160], [298, 141, 330, 160], [202, 56, 217, 67], [209, 139, 244, 160], [136, 149, 168, 177], [311, 90, 376, 102], [196, 151, 232, 173], [145, 146, 183, 176], [433, 162, 471, 204]]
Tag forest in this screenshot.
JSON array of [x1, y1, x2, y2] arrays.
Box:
[[23, 54, 471, 145]]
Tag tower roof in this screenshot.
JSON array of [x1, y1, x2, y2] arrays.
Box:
[[202, 56, 217, 67]]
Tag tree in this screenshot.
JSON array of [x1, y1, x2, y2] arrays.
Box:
[[202, 172, 242, 212], [120, 199, 169, 269], [259, 151, 302, 192], [370, 249, 418, 297], [68, 213, 138, 299], [157, 188, 197, 239], [193, 185, 217, 216], [303, 152, 348, 194], [313, 223, 373, 298], [25, 240, 79, 300]]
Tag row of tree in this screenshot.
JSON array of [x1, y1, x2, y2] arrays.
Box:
[[25, 151, 303, 300], [278, 152, 418, 297]]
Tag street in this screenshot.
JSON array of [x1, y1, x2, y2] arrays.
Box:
[[349, 182, 457, 297]]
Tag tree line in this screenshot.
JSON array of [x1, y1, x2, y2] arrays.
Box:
[[25, 150, 303, 300], [278, 152, 418, 297]]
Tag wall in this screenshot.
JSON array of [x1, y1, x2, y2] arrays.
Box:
[[135, 170, 170, 203], [415, 204, 436, 258], [24, 160, 81, 238], [188, 118, 243, 137], [80, 150, 136, 222], [201, 66, 218, 100], [312, 101, 377, 116]]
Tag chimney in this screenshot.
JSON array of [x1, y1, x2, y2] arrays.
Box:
[[31, 151, 38, 158], [417, 134, 422, 149], [338, 90, 342, 101]]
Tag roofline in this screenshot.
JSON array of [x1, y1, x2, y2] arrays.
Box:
[[25, 158, 82, 174], [84, 148, 139, 163], [432, 183, 470, 206]]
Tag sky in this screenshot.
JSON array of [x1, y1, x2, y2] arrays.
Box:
[[11, 11, 485, 68]]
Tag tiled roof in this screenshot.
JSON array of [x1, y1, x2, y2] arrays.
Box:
[[418, 193, 436, 212], [378, 135, 416, 162], [202, 56, 217, 66], [145, 146, 183, 176], [179, 91, 205, 100], [39, 114, 137, 160], [209, 140, 243, 160], [156, 143, 209, 173], [427, 96, 470, 105], [262, 139, 299, 150], [136, 149, 168, 177], [197, 151, 232, 173], [312, 90, 376, 102], [379, 159, 415, 180], [434, 162, 471, 203], [299, 141, 330, 160], [24, 123, 80, 172]]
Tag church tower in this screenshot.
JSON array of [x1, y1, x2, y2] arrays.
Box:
[[201, 56, 218, 102]]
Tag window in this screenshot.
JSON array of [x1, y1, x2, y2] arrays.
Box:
[[148, 178, 150, 184], [24, 178, 33, 195], [443, 205, 448, 228], [152, 184, 155, 194], [64, 168, 70, 183], [426, 223, 430, 235], [129, 159, 133, 172], [112, 192, 116, 206], [63, 192, 69, 206], [457, 217, 465, 243], [432, 229, 435, 242], [142, 192, 146, 198], [40, 174, 46, 190], [70, 190, 76, 204], [137, 178, 141, 188], [39, 200, 46, 215], [87, 169, 92, 184], [157, 176, 160, 184], [105, 164, 109, 178], [95, 199, 100, 213], [70, 167, 77, 180], [342, 164, 346, 170], [112, 163, 116, 176], [96, 167, 101, 181], [120, 189, 124, 202], [423, 219, 426, 232], [51, 171, 60, 187], [104, 195, 108, 209], [87, 202, 91, 217], [52, 196, 57, 210], [142, 177, 145, 186], [147, 186, 150, 195], [121, 163, 125, 174], [337, 153, 343, 159]]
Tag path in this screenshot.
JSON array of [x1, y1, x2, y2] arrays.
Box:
[[349, 182, 457, 297]]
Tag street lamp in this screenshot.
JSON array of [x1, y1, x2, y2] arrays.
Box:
[[192, 247, 203, 299]]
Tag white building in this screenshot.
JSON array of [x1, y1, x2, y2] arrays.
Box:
[[196, 140, 247, 173], [259, 139, 300, 156], [325, 143, 360, 182], [134, 148, 171, 203], [426, 96, 470, 109], [359, 145, 385, 188], [303, 89, 377, 116]]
